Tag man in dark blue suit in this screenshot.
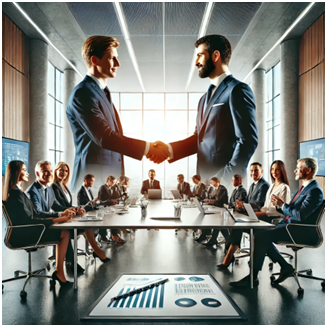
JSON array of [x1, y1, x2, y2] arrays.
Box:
[[66, 36, 168, 191], [151, 35, 258, 184], [230, 157, 324, 288]]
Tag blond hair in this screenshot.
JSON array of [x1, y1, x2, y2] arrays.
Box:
[[82, 35, 119, 67], [52, 162, 70, 186]]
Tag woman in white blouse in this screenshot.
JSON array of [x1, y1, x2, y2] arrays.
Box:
[[256, 160, 291, 220]]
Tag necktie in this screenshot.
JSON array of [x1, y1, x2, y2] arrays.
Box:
[[151, 181, 154, 189], [44, 188, 49, 210], [104, 87, 112, 104], [284, 186, 304, 223], [203, 84, 216, 119], [88, 188, 93, 200], [248, 183, 255, 201]]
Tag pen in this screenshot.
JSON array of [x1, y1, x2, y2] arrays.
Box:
[[110, 278, 169, 302]]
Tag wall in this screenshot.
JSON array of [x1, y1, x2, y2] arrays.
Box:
[[298, 14, 325, 193], [2, 13, 29, 142]]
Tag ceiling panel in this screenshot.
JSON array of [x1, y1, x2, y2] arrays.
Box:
[[131, 36, 163, 62], [165, 36, 197, 63]]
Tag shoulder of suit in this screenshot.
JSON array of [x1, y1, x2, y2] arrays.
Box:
[[26, 181, 39, 192]]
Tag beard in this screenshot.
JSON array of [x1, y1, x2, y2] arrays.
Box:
[[198, 56, 215, 78]]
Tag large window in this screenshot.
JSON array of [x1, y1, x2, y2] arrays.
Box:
[[265, 62, 281, 174], [114, 92, 203, 196], [47, 62, 64, 165]]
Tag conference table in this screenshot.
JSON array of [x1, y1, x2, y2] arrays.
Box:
[[51, 200, 274, 289]]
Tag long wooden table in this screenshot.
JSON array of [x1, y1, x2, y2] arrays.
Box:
[[51, 200, 274, 289]]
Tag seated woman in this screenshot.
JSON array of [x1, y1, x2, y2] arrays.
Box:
[[217, 160, 291, 269], [191, 175, 206, 199], [51, 161, 111, 262], [98, 176, 125, 244], [3, 160, 73, 286]]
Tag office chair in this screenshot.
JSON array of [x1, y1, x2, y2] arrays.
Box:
[[2, 204, 56, 299], [270, 200, 325, 296]]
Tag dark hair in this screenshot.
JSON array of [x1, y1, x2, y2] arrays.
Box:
[[192, 175, 201, 182], [177, 174, 184, 179], [3, 160, 24, 201], [250, 162, 262, 168], [233, 174, 242, 181], [195, 35, 232, 65], [84, 174, 95, 181], [270, 160, 289, 186], [210, 177, 220, 183]]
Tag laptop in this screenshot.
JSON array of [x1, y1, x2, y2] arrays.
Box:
[[224, 203, 259, 222], [148, 189, 162, 199], [193, 198, 222, 214], [171, 189, 182, 199], [79, 214, 103, 221]]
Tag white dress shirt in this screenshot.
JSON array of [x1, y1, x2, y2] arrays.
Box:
[[83, 185, 93, 201], [86, 72, 150, 155]]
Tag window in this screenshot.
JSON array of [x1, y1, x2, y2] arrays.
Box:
[[47, 62, 64, 165], [265, 62, 281, 174], [115, 92, 201, 195]]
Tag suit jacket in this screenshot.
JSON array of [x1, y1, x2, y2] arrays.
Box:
[[168, 75, 258, 183], [229, 185, 247, 208], [192, 183, 206, 199], [4, 187, 55, 248], [177, 182, 192, 197], [66, 75, 146, 191], [212, 185, 229, 208], [25, 180, 67, 218], [279, 180, 324, 225], [51, 182, 72, 208], [77, 185, 96, 212], [141, 179, 161, 194], [246, 178, 270, 209], [98, 184, 115, 206]]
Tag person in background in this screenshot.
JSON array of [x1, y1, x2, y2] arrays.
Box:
[[77, 174, 98, 212], [98, 175, 124, 244], [141, 169, 161, 195], [191, 175, 206, 199], [229, 174, 247, 209], [177, 174, 193, 198], [230, 157, 324, 288], [116, 175, 130, 201], [3, 161, 73, 287]]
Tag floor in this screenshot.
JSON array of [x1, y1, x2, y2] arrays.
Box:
[[2, 219, 325, 325]]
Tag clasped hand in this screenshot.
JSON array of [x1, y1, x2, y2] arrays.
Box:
[[146, 141, 170, 164]]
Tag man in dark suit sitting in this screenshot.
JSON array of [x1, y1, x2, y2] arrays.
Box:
[[26, 161, 84, 274], [229, 174, 247, 208], [230, 157, 324, 288], [177, 174, 192, 198], [77, 174, 98, 211], [141, 169, 161, 195], [235, 162, 270, 212]]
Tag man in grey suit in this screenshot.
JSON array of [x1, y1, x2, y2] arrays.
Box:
[[149, 35, 258, 184], [229, 174, 247, 208]]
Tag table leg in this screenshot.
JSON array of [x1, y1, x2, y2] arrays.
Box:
[[74, 228, 77, 290], [250, 228, 254, 289]]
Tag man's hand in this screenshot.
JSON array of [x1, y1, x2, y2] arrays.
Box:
[[271, 194, 285, 207], [54, 216, 71, 224], [76, 207, 86, 216], [146, 141, 170, 164], [235, 200, 244, 210], [92, 196, 98, 203], [62, 208, 76, 218]]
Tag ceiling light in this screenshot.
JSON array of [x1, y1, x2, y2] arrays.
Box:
[[243, 2, 315, 82], [12, 2, 83, 78], [114, 2, 145, 92], [185, 2, 214, 91]]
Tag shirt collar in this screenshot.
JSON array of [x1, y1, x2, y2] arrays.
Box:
[[37, 180, 48, 190], [86, 72, 107, 90], [83, 185, 90, 191], [210, 69, 231, 89], [302, 179, 315, 188], [253, 177, 262, 185], [16, 184, 22, 190]]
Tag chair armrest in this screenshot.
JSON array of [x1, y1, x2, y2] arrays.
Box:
[[271, 217, 283, 225], [285, 223, 319, 247], [6, 224, 46, 249]]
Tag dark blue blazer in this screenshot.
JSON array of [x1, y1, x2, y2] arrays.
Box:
[[279, 180, 324, 225], [169, 75, 258, 183], [66, 76, 146, 190], [229, 185, 247, 208], [246, 178, 270, 209], [25, 181, 67, 218]]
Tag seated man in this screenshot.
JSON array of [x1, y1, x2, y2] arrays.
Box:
[[196, 177, 229, 246], [229, 174, 247, 208], [191, 175, 206, 199], [115, 175, 130, 201], [230, 157, 324, 288], [141, 169, 161, 195], [26, 161, 84, 274], [177, 174, 192, 198], [77, 174, 98, 211], [98, 176, 124, 244]]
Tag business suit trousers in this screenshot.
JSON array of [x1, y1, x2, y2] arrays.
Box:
[[98, 228, 119, 237]]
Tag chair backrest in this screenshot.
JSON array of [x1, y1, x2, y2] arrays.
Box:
[[2, 202, 14, 249], [314, 199, 325, 248]]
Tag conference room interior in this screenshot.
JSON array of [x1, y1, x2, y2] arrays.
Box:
[[2, 2, 325, 325]]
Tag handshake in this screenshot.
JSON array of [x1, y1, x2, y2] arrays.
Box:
[[146, 141, 170, 164]]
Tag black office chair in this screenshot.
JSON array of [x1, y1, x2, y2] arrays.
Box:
[[270, 200, 325, 296], [2, 204, 56, 299]]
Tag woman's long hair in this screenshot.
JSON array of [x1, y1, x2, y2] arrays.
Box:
[[270, 160, 290, 186], [52, 161, 70, 186], [2, 160, 24, 202]]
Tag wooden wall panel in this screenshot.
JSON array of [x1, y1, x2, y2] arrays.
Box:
[[2, 14, 29, 142], [298, 13, 325, 195]]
